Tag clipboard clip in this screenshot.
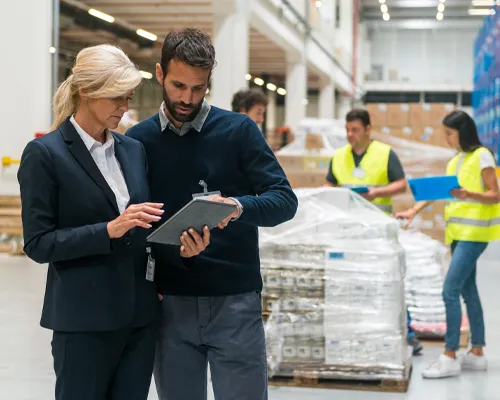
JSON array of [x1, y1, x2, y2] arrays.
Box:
[[192, 180, 221, 199]]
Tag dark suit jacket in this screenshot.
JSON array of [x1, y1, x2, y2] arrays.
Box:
[[17, 118, 162, 332]]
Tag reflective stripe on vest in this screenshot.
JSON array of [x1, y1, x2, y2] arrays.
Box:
[[444, 147, 500, 244], [332, 141, 392, 214]]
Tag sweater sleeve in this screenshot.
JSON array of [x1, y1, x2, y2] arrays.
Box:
[[233, 118, 298, 227]]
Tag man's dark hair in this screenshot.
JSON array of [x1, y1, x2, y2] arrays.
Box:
[[160, 28, 216, 75], [231, 89, 268, 113], [346, 109, 371, 127]]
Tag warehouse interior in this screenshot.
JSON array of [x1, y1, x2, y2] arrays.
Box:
[[1, 0, 500, 399]]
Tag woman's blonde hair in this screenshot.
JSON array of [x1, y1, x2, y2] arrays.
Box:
[[50, 44, 143, 130]]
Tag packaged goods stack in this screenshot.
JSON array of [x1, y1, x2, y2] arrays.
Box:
[[398, 229, 448, 337], [276, 119, 346, 189], [261, 188, 411, 388], [367, 102, 455, 148], [0, 196, 23, 255], [473, 6, 500, 161]]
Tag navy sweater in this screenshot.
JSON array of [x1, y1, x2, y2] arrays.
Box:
[[126, 106, 298, 296]]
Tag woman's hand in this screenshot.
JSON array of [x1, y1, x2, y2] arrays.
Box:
[[107, 203, 164, 239], [450, 188, 469, 200], [393, 208, 417, 228]]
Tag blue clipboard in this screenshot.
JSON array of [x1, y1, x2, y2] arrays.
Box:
[[408, 175, 460, 201]]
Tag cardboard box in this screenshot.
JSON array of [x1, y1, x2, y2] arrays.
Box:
[[286, 170, 326, 188], [387, 103, 410, 127], [302, 155, 332, 171], [410, 103, 455, 127], [277, 155, 304, 170], [305, 133, 324, 150], [367, 103, 388, 127]]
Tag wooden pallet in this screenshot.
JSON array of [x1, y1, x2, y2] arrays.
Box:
[[269, 349, 412, 393]]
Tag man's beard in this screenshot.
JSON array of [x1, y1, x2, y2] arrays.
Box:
[[163, 85, 203, 123]]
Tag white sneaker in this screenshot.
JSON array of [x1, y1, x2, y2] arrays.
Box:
[[459, 352, 488, 371], [422, 354, 461, 379]]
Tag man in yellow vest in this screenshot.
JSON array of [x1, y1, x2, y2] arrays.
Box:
[[325, 109, 407, 214], [325, 108, 423, 354]]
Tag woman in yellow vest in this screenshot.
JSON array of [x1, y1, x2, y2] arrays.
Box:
[[396, 110, 500, 379]]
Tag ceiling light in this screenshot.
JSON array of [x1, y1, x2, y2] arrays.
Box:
[[140, 70, 153, 79], [88, 8, 114, 23], [245, 74, 252, 80], [254, 77, 264, 86], [315, 0, 322, 7], [438, 3, 445, 12], [379, 0, 386, 3], [381, 4, 388, 13], [136, 29, 157, 41], [383, 12, 390, 21], [471, 0, 495, 5], [49, 46, 56, 54], [266, 83, 277, 91], [277, 88, 287, 95], [436, 12, 444, 20], [468, 8, 496, 15]]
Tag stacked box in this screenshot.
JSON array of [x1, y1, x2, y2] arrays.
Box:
[[261, 188, 408, 380], [371, 103, 455, 148]]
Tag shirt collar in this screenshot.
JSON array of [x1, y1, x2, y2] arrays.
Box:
[[159, 99, 211, 135], [70, 115, 114, 152]]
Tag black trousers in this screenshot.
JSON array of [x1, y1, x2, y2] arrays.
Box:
[[51, 322, 158, 400]]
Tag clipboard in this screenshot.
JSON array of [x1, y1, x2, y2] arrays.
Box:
[[408, 175, 460, 201], [147, 197, 237, 246], [349, 185, 369, 194]]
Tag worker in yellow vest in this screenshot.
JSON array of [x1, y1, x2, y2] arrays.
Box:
[[396, 110, 500, 379], [325, 109, 407, 214]]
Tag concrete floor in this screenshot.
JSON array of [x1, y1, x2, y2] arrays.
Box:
[[1, 243, 499, 400]]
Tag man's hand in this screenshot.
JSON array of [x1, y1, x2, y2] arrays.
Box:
[[450, 188, 469, 200], [360, 188, 378, 202], [180, 226, 210, 258], [107, 203, 164, 239], [207, 195, 240, 229]]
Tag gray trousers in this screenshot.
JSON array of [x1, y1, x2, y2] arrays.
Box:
[[154, 292, 268, 400]]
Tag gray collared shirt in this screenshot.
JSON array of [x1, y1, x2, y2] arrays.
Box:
[[159, 100, 211, 136]]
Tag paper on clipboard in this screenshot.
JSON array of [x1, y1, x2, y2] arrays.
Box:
[[408, 175, 460, 201]]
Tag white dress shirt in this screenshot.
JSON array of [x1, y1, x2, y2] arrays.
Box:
[[70, 116, 130, 214]]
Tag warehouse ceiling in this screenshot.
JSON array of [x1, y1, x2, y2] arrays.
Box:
[[361, 0, 485, 25], [58, 0, 322, 89]]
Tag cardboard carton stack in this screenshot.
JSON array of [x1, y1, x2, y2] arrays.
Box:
[[368, 103, 456, 148], [276, 119, 347, 189]]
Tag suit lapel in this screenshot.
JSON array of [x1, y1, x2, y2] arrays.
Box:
[[59, 119, 120, 214], [112, 132, 136, 206]]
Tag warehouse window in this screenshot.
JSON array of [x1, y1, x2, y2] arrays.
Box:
[[461, 92, 472, 107], [363, 92, 420, 103], [424, 92, 458, 103]]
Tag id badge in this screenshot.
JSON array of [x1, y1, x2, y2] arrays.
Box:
[[146, 248, 155, 282], [352, 168, 366, 179]]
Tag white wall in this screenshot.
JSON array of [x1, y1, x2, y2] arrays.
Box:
[[369, 28, 478, 86], [0, 0, 52, 195]]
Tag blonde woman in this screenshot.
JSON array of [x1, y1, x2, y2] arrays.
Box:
[[17, 45, 209, 400]]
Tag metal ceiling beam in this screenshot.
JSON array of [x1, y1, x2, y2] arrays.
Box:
[[363, 0, 472, 7], [366, 18, 484, 30]]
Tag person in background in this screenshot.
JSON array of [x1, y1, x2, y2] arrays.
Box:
[[126, 28, 298, 400], [17, 44, 208, 400], [325, 108, 423, 355], [231, 88, 268, 126], [396, 110, 500, 379]]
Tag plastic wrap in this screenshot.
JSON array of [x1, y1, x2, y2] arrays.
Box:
[[261, 188, 409, 381]]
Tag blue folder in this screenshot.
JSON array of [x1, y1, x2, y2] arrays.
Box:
[[408, 175, 460, 201], [349, 185, 369, 194]]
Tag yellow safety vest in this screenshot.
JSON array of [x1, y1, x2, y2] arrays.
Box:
[[332, 140, 393, 214], [445, 147, 500, 244]]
